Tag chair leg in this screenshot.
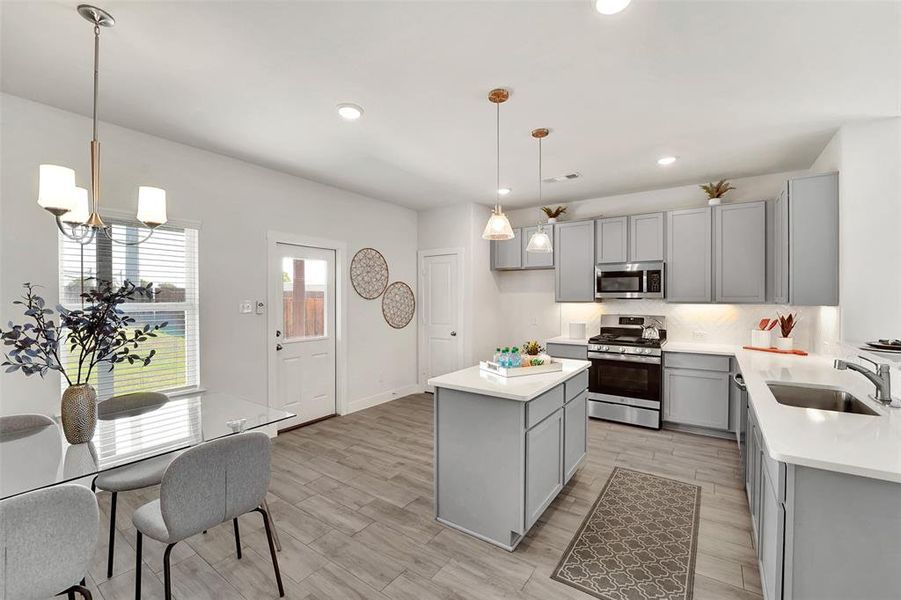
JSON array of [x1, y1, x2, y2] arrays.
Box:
[[255, 507, 285, 597], [107, 491, 118, 578], [261, 498, 281, 551], [163, 543, 176, 600], [135, 532, 142, 600], [61, 584, 92, 600], [233, 518, 242, 559]]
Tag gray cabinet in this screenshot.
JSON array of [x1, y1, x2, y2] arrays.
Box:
[[758, 457, 785, 600], [663, 367, 730, 429], [525, 408, 564, 529], [491, 228, 523, 270], [595, 217, 628, 264], [630, 212, 665, 262], [773, 189, 789, 304], [786, 173, 839, 306], [714, 202, 766, 303], [666, 207, 712, 302], [563, 390, 588, 483], [521, 225, 554, 269], [546, 342, 588, 360], [555, 221, 596, 302]]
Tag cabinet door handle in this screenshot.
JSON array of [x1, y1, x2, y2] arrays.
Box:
[[276, 343, 284, 351], [450, 331, 457, 337]]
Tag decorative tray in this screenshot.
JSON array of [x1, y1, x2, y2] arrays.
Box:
[[479, 359, 563, 378]]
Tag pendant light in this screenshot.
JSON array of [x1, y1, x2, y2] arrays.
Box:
[[526, 128, 553, 253], [482, 88, 515, 241], [37, 5, 168, 247]]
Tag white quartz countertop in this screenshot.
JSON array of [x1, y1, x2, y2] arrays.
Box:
[[546, 336, 592, 346], [428, 359, 590, 402], [664, 341, 901, 483]]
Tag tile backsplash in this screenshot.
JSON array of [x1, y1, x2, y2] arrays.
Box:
[[558, 301, 840, 353]]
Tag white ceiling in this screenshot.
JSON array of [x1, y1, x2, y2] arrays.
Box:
[[2, 1, 899, 210]]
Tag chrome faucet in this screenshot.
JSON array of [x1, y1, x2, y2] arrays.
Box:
[[834, 356, 894, 406]]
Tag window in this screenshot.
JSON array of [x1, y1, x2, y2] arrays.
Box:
[[59, 221, 200, 398], [282, 257, 327, 339]]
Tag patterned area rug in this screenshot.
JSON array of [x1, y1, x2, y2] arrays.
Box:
[[551, 467, 702, 600]]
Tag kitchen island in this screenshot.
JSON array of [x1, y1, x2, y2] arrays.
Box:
[[428, 359, 590, 551]]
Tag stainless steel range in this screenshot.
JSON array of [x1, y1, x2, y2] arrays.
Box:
[[587, 315, 666, 429]]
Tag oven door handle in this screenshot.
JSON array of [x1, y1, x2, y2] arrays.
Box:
[[588, 352, 661, 365]]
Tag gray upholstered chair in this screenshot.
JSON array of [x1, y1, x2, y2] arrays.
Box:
[[132, 431, 283, 600], [92, 392, 180, 578], [0, 483, 99, 600]]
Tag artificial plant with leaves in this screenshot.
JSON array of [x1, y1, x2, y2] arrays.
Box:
[[540, 206, 567, 219], [700, 179, 736, 199], [1, 280, 166, 386]]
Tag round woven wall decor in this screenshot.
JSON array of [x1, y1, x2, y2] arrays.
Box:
[[350, 247, 389, 300], [382, 281, 415, 329]]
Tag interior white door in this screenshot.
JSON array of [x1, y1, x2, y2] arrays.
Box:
[[420, 252, 462, 390], [273, 243, 336, 427]]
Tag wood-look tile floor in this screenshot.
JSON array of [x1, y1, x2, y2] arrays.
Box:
[[72, 393, 762, 600]]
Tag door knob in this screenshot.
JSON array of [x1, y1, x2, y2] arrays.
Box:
[[450, 331, 457, 337], [276, 343, 284, 351]]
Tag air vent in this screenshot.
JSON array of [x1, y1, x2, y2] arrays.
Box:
[[543, 172, 581, 183]]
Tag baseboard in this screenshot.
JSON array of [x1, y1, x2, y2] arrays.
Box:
[[345, 383, 425, 414]]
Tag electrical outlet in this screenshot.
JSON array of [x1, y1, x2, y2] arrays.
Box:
[[692, 330, 706, 341], [239, 301, 253, 314], [255, 300, 265, 315]]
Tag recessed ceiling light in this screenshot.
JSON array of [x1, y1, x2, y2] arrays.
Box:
[[657, 156, 677, 166], [336, 103, 364, 121], [595, 0, 632, 15], [497, 187, 512, 196]]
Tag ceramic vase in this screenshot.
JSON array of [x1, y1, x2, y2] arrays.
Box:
[[61, 384, 97, 444], [775, 337, 794, 351], [750, 330, 772, 348]]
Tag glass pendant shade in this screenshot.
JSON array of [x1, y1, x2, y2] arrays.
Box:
[[61, 187, 91, 224], [38, 164, 76, 214], [137, 186, 168, 227], [526, 227, 552, 253], [482, 210, 515, 240]]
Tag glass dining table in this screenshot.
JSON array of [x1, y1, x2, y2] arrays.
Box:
[[0, 390, 295, 501]]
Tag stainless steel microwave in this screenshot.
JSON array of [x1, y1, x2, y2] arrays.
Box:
[[595, 261, 665, 299]]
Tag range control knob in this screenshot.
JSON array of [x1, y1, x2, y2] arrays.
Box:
[[620, 347, 626, 353], [602, 346, 609, 352]]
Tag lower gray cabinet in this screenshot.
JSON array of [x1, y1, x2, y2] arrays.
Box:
[[525, 409, 564, 529], [758, 457, 785, 600], [563, 390, 588, 483], [663, 367, 730, 429], [546, 342, 588, 360]]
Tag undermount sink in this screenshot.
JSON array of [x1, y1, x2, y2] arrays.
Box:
[[767, 383, 879, 416]]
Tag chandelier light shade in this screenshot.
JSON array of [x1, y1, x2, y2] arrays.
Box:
[[526, 128, 554, 253], [482, 88, 515, 241], [38, 165, 77, 214], [137, 186, 168, 227], [62, 187, 91, 225], [36, 5, 167, 246]]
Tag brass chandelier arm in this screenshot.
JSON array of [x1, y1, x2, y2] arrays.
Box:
[[55, 215, 156, 246]]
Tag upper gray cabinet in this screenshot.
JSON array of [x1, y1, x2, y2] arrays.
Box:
[[772, 189, 789, 304], [555, 221, 596, 302], [666, 207, 712, 302], [714, 202, 766, 303], [490, 228, 522, 270], [521, 225, 554, 269], [785, 173, 839, 306], [594, 217, 628, 264], [629, 212, 665, 262]]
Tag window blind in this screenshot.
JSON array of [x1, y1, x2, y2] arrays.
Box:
[[59, 222, 200, 399]]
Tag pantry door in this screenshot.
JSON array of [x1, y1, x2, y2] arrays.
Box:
[[419, 249, 465, 391], [273, 243, 336, 427]]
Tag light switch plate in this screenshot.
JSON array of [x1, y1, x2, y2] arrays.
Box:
[[239, 301, 253, 314], [255, 300, 266, 315]]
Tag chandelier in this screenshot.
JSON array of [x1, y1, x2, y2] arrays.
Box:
[[36, 5, 167, 246]]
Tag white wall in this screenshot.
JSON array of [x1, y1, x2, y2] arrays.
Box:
[[811, 118, 901, 344], [0, 94, 419, 416], [417, 202, 501, 372]]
